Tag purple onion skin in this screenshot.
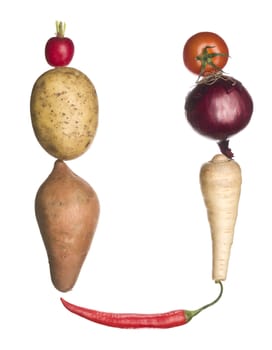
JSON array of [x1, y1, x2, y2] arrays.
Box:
[[185, 75, 253, 141]]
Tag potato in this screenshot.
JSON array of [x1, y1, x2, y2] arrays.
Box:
[[35, 160, 100, 292], [30, 67, 98, 160]]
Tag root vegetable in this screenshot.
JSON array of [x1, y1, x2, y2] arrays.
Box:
[[45, 21, 74, 67], [35, 160, 100, 292], [30, 67, 98, 160], [199, 154, 242, 281]]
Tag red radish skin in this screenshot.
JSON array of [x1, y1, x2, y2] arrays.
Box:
[[45, 21, 74, 67]]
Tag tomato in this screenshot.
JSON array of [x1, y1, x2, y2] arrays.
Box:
[[45, 21, 74, 67], [183, 32, 229, 77]]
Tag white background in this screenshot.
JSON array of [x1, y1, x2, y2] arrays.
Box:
[[1, 1, 270, 349]]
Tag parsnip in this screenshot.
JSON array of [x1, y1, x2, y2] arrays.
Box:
[[199, 154, 242, 281]]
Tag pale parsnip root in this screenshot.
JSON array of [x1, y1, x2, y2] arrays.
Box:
[[200, 154, 242, 281]]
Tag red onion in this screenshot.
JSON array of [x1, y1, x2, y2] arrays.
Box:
[[185, 75, 253, 157]]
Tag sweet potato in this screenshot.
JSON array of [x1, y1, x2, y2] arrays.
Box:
[[35, 160, 100, 292]]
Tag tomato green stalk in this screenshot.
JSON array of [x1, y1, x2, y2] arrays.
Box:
[[60, 281, 223, 328], [196, 46, 228, 79]]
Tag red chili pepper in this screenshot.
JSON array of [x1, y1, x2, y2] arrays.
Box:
[[60, 281, 223, 329]]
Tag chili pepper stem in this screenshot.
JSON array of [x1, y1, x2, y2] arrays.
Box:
[[185, 280, 223, 322]]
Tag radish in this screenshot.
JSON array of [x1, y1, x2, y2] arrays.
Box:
[[200, 154, 242, 281], [45, 21, 74, 67]]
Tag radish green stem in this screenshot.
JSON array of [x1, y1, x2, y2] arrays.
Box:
[[56, 21, 66, 37]]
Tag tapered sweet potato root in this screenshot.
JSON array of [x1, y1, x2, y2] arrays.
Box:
[[35, 160, 100, 292]]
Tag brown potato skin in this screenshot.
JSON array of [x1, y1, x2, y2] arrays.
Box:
[[30, 67, 98, 160], [35, 160, 100, 292]]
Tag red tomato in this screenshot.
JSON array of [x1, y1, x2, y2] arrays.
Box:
[[183, 32, 229, 77], [45, 21, 74, 67]]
